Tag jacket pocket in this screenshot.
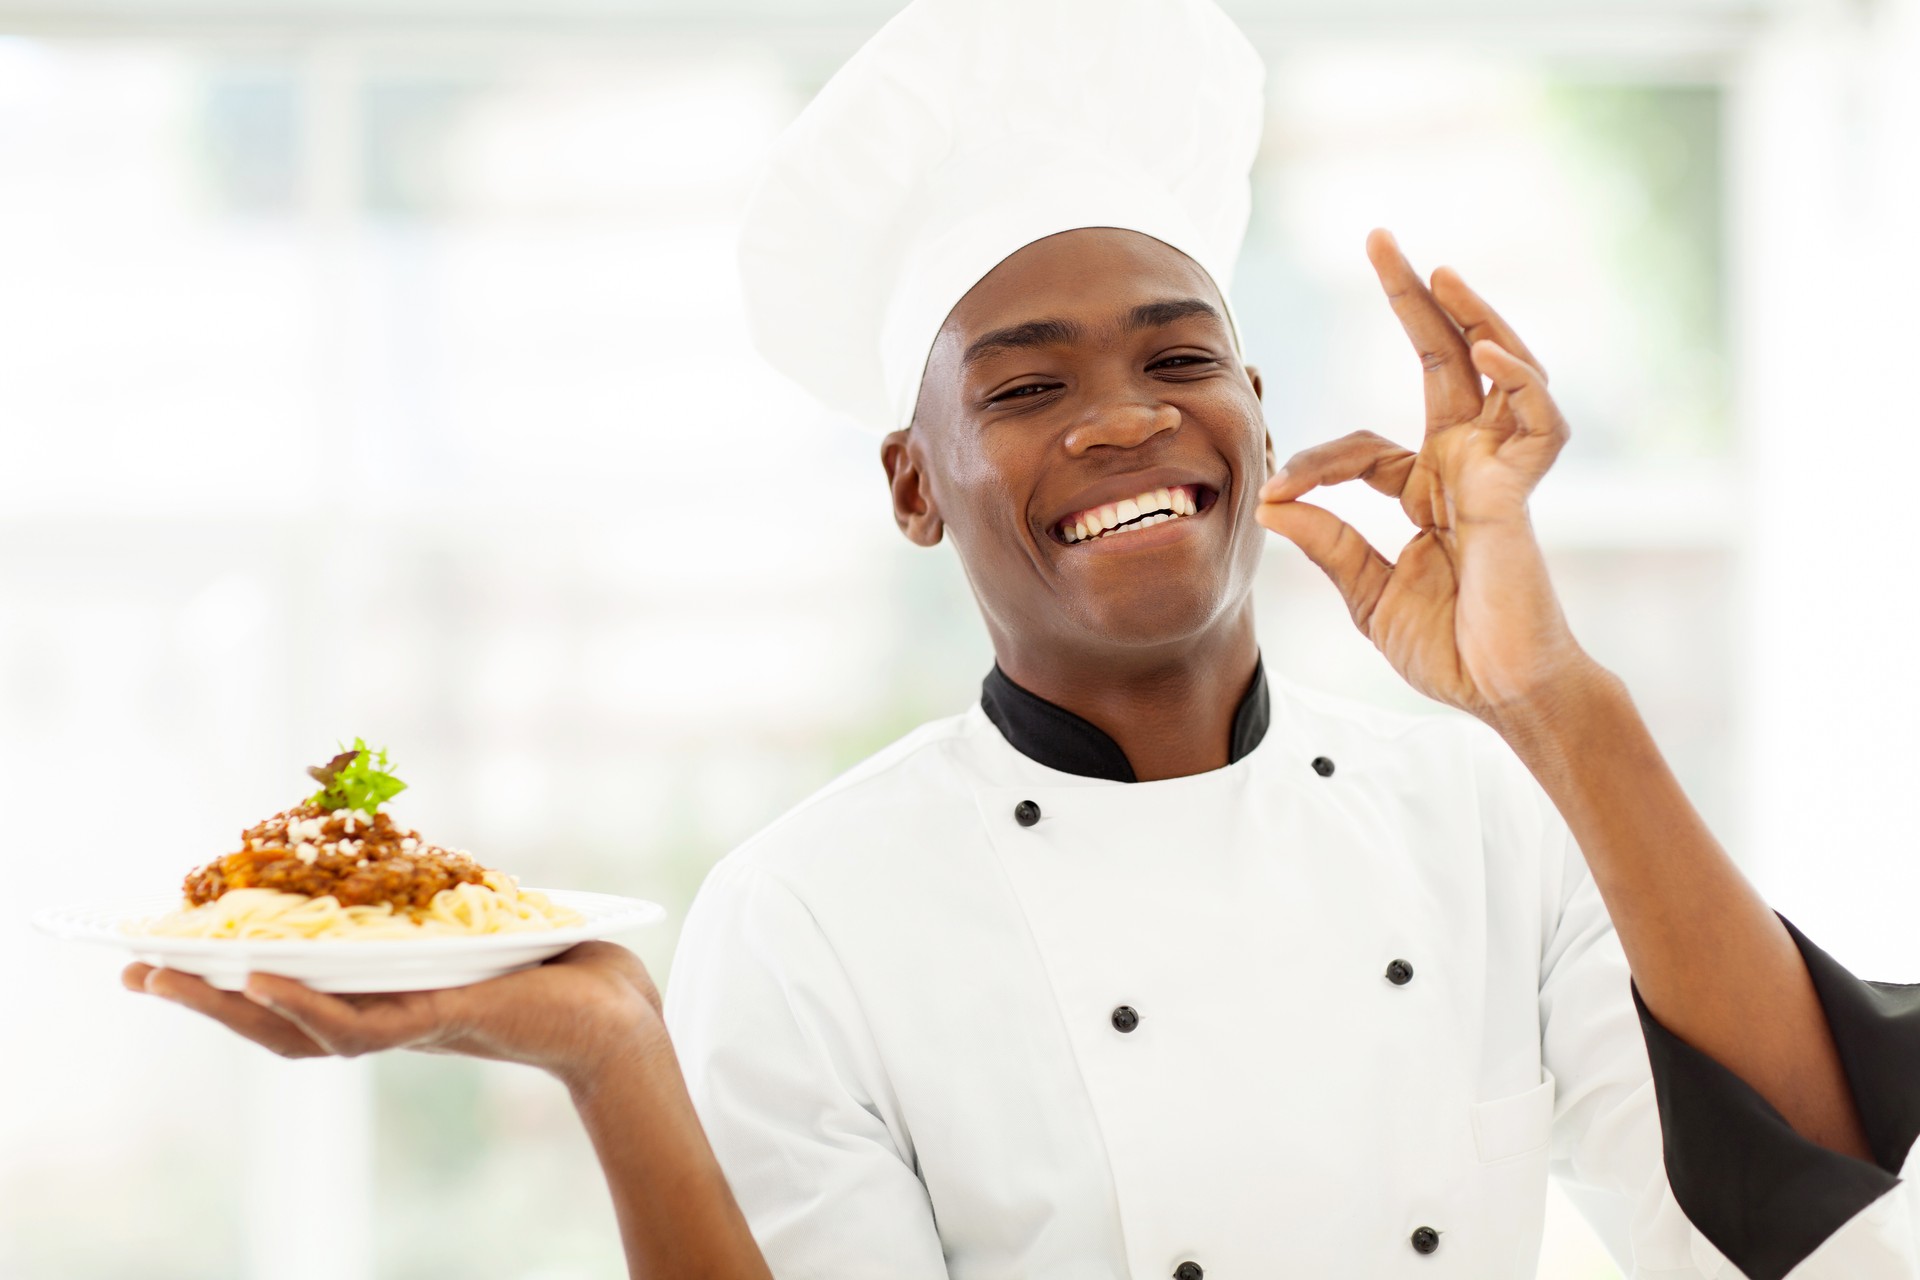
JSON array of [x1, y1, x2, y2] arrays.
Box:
[[1471, 1071, 1556, 1163]]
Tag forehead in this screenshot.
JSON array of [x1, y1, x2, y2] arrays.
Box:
[[940, 227, 1225, 342]]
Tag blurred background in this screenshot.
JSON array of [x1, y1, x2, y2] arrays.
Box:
[[3, 0, 1917, 1276]]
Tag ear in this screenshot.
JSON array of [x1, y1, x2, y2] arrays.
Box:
[[880, 428, 944, 547], [1244, 364, 1276, 480]]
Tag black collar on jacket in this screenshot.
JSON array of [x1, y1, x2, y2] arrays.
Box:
[[979, 658, 1270, 783]]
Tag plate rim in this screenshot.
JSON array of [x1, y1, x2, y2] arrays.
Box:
[[33, 887, 666, 954]]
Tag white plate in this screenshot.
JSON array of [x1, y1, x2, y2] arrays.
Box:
[[33, 890, 666, 993]]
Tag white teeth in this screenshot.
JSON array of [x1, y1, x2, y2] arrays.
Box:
[[1061, 484, 1207, 544]]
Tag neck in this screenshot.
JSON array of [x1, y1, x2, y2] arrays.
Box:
[[991, 605, 1261, 782]]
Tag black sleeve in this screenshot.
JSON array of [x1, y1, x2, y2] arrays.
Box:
[[1632, 914, 1920, 1280]]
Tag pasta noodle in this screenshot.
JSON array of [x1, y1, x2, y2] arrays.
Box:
[[142, 743, 588, 943], [133, 871, 584, 941]]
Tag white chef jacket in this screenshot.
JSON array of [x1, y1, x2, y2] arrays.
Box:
[[665, 666, 1920, 1279]]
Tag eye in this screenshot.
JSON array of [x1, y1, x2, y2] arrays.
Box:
[[1150, 355, 1215, 371], [990, 382, 1061, 403]]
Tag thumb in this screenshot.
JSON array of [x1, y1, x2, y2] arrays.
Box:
[[1257, 499, 1394, 633]]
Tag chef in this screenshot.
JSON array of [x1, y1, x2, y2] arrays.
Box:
[[666, 0, 1920, 1276]]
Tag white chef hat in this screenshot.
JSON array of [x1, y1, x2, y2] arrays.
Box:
[[737, 0, 1266, 433]]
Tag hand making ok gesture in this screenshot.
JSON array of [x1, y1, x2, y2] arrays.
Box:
[[1256, 229, 1598, 725]]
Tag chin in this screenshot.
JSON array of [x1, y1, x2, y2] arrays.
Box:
[[1065, 576, 1239, 651]]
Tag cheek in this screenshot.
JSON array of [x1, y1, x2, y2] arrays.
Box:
[[1231, 498, 1269, 569], [1213, 419, 1273, 571], [935, 441, 1044, 557]]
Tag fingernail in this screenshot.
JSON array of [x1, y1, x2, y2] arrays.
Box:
[[243, 984, 274, 1007], [1261, 470, 1289, 496]]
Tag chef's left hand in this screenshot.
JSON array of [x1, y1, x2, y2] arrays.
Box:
[[1256, 229, 1602, 725], [122, 940, 667, 1090]]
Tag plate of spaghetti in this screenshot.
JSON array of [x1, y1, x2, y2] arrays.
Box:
[[34, 741, 664, 992]]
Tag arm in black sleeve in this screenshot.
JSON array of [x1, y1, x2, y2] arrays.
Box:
[[1635, 914, 1920, 1280]]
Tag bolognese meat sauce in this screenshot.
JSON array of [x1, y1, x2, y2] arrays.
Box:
[[183, 805, 486, 912]]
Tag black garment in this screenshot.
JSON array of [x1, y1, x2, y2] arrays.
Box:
[[979, 658, 1270, 782], [1636, 914, 1920, 1280]]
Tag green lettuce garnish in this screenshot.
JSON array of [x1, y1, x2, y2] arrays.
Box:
[[306, 739, 407, 813]]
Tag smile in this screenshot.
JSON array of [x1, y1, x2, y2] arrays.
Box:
[[1056, 484, 1210, 545]]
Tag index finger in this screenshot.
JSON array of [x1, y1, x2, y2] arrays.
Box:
[[1367, 228, 1482, 433], [136, 966, 329, 1058], [1261, 430, 1418, 505], [245, 973, 448, 1058]]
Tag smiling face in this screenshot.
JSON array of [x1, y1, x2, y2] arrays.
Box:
[[882, 228, 1273, 668]]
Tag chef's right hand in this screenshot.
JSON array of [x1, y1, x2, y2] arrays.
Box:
[[122, 941, 665, 1088]]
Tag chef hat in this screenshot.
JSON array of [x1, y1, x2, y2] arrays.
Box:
[[737, 0, 1266, 433]]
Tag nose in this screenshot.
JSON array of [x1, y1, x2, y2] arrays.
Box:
[[1061, 398, 1181, 456]]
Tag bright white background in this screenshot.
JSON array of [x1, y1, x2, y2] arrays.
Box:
[[1, 1, 1916, 1277]]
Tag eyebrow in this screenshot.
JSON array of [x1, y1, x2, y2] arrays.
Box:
[[960, 296, 1223, 369]]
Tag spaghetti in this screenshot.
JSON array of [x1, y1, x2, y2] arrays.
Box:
[[128, 742, 585, 941], [135, 871, 582, 941]]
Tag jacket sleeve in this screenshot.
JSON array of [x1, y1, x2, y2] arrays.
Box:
[[1535, 805, 1920, 1279], [1631, 916, 1920, 1280], [1535, 821, 1729, 1277], [663, 857, 949, 1280]]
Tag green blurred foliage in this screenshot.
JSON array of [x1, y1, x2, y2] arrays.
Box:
[[1544, 83, 1728, 457]]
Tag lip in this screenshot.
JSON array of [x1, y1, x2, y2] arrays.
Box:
[[1043, 466, 1223, 547]]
